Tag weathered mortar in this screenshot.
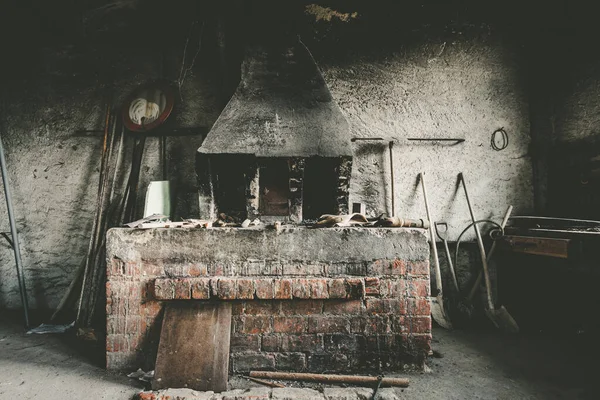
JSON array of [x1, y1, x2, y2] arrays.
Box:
[[106, 227, 429, 263], [105, 227, 431, 372]]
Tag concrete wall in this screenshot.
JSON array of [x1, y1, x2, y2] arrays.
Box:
[[319, 36, 532, 237], [0, 30, 221, 309], [0, 1, 534, 309]]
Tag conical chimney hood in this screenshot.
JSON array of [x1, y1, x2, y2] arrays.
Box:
[[198, 41, 352, 158]]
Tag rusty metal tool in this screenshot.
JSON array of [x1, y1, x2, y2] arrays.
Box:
[[249, 371, 409, 388], [419, 172, 453, 329], [459, 173, 519, 333]]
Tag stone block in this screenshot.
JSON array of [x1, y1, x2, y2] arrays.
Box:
[[407, 260, 430, 276], [273, 279, 293, 299], [239, 316, 272, 335], [307, 353, 348, 373], [407, 278, 430, 298], [367, 259, 406, 276], [283, 262, 324, 276], [323, 388, 361, 400], [187, 263, 209, 277], [365, 298, 401, 315], [280, 300, 323, 315], [324, 334, 358, 352], [191, 278, 211, 299], [308, 316, 350, 334], [292, 279, 311, 299], [406, 297, 431, 316], [236, 279, 255, 300], [364, 277, 380, 297], [230, 335, 261, 352], [273, 316, 307, 334], [310, 279, 329, 299], [280, 334, 323, 352], [242, 300, 280, 315], [232, 353, 276, 372], [271, 388, 324, 400], [154, 278, 175, 300], [379, 279, 405, 298], [326, 262, 367, 276], [261, 335, 281, 352], [255, 279, 275, 299], [274, 352, 307, 371], [407, 316, 432, 333], [323, 300, 363, 315], [327, 279, 348, 299]]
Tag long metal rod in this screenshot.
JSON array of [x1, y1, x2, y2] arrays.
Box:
[[389, 141, 395, 216], [458, 173, 495, 310], [76, 104, 111, 325], [0, 133, 30, 327], [420, 173, 444, 295]]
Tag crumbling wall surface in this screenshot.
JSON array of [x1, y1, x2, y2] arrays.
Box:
[[0, 43, 220, 310], [0, 1, 535, 310], [317, 34, 533, 240], [105, 227, 431, 372]]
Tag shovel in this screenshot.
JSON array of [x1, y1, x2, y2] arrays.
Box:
[[434, 222, 460, 293], [419, 173, 453, 330], [458, 173, 519, 333]]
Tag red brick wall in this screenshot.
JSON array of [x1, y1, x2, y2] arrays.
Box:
[[105, 228, 432, 372]]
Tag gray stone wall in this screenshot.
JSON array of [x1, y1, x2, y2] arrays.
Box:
[[1, 1, 535, 309]]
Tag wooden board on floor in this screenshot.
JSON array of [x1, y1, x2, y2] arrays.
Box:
[[152, 302, 232, 392]]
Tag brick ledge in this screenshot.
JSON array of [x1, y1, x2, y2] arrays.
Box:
[[153, 277, 375, 301]]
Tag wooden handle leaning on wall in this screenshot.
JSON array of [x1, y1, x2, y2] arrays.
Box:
[[249, 371, 409, 387]]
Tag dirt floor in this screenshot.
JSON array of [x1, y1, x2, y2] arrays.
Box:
[[0, 312, 594, 399]]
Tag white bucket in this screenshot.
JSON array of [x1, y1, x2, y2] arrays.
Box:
[[144, 180, 171, 218]]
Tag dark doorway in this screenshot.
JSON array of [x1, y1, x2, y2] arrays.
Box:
[[303, 157, 338, 220]]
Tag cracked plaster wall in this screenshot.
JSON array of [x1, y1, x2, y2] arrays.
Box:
[[0, 1, 536, 309]]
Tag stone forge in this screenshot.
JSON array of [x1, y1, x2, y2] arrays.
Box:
[[105, 227, 432, 373], [196, 42, 353, 223]]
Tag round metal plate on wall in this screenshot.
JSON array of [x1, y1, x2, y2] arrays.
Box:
[[122, 82, 175, 132]]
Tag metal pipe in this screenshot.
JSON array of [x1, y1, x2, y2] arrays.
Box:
[[420, 173, 444, 296], [458, 173, 495, 311], [407, 138, 465, 143], [389, 141, 395, 216], [0, 133, 30, 327]]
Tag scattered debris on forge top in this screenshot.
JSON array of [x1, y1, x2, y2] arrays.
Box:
[[198, 40, 352, 158]]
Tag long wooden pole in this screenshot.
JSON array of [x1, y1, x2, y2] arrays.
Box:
[[0, 133, 30, 327], [249, 371, 409, 388]]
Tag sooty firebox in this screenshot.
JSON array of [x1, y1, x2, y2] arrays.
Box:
[[197, 40, 352, 222]]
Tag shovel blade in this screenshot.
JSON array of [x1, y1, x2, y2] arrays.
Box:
[[431, 296, 453, 330], [485, 306, 519, 333]]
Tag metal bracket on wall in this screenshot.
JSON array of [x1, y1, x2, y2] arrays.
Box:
[[1, 231, 13, 248], [407, 138, 465, 144], [350, 137, 465, 144]]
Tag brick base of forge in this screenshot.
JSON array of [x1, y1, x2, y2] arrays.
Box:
[[105, 227, 432, 373]]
